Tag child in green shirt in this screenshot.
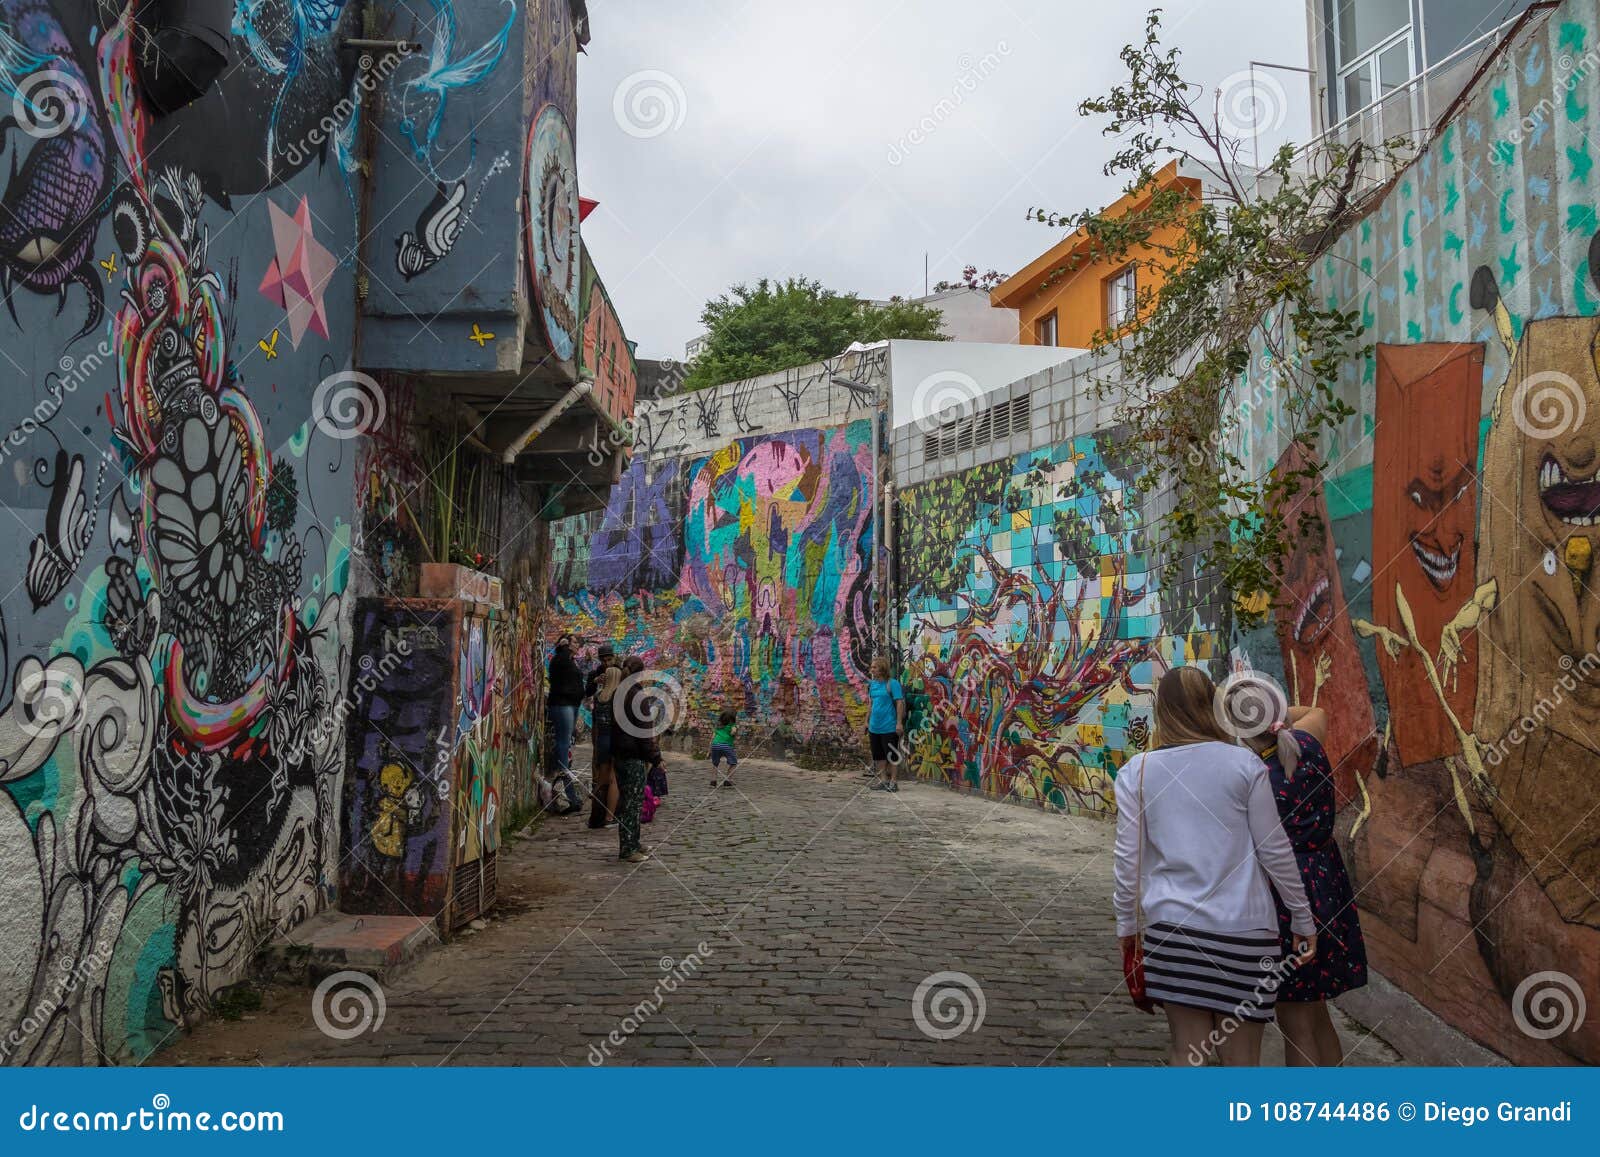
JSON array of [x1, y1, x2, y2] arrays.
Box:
[[709, 709, 738, 788]]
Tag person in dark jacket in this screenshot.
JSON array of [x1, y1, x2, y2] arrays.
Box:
[[612, 655, 664, 863], [546, 634, 585, 814], [584, 645, 622, 828]]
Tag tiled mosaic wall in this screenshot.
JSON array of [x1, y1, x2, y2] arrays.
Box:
[[897, 433, 1219, 816]]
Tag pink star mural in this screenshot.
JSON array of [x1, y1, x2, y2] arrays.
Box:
[[259, 196, 336, 349]]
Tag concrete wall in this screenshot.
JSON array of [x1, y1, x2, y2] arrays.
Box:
[[887, 340, 1086, 430], [0, 0, 580, 1064], [1231, 1, 1598, 1064], [0, 2, 366, 1063], [892, 349, 1222, 815], [550, 350, 891, 753]]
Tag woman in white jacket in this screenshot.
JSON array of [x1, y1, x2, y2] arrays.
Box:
[[1114, 667, 1317, 1066]]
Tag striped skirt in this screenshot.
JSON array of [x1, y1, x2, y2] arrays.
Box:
[[1142, 923, 1285, 1022]]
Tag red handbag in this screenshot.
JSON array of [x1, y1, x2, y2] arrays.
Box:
[[1124, 754, 1156, 1014], [1123, 936, 1155, 1013]]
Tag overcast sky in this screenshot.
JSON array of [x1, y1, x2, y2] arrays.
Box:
[[574, 0, 1314, 361]]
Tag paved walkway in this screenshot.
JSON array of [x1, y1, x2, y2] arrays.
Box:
[[163, 756, 1401, 1066]]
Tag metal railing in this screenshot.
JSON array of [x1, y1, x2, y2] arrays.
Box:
[[1252, 8, 1547, 201]]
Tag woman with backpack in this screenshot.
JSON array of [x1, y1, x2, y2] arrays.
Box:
[[1113, 667, 1317, 1066], [612, 656, 665, 863]]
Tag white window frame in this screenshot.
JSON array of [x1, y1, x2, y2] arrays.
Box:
[[1105, 266, 1137, 329]]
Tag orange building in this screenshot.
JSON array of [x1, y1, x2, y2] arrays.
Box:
[[991, 161, 1201, 348]]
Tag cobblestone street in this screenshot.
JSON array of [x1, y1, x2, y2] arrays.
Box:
[[164, 756, 1402, 1067]]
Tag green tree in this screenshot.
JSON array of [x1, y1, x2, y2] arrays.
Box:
[[682, 277, 946, 392], [1030, 9, 1407, 626]]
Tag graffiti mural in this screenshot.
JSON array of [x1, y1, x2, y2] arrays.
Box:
[[899, 434, 1215, 814], [524, 101, 579, 362], [1270, 442, 1379, 806], [553, 422, 879, 750], [341, 600, 450, 915], [1230, 0, 1600, 1064], [0, 0, 109, 340], [0, 2, 360, 1063]]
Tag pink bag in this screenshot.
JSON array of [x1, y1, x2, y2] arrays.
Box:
[[640, 785, 658, 824]]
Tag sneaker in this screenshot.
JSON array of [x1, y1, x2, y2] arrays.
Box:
[[886, 782, 899, 793], [710, 779, 722, 787], [622, 850, 651, 863], [719, 780, 734, 788]]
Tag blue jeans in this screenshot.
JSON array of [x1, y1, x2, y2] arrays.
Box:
[[550, 704, 580, 807]]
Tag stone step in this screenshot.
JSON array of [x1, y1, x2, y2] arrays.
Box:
[[258, 910, 443, 986]]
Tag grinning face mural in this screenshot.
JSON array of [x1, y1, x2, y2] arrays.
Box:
[[1371, 343, 1483, 767], [1473, 253, 1600, 927], [1271, 441, 1377, 806]]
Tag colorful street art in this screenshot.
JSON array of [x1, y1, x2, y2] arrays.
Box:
[[0, 5, 358, 1063], [898, 435, 1215, 814], [1229, 2, 1600, 1064], [525, 102, 579, 362], [553, 422, 878, 750]]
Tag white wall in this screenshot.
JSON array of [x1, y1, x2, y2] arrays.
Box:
[[887, 340, 1086, 429]]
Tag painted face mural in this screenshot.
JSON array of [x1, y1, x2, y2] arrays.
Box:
[[1370, 343, 1483, 766], [1473, 262, 1600, 928], [1271, 442, 1377, 805]]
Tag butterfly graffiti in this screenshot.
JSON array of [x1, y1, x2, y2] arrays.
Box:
[[394, 154, 509, 280], [25, 449, 104, 609]]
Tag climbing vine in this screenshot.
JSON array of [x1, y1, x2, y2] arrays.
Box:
[[1031, 9, 1408, 625]]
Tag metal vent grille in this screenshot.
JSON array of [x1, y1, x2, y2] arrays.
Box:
[[452, 858, 483, 929], [922, 393, 1030, 461]]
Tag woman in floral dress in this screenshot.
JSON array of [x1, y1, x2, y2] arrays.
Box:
[[1248, 700, 1368, 1065]]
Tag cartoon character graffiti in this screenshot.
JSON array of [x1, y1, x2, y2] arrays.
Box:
[[1271, 441, 1378, 805], [1467, 252, 1600, 928], [0, 0, 109, 340]]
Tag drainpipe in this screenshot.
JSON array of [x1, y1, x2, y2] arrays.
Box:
[[500, 380, 592, 463], [835, 372, 886, 659], [883, 478, 896, 661]]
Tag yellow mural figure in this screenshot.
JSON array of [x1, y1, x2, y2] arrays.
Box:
[[1469, 261, 1600, 928], [372, 761, 417, 860]]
